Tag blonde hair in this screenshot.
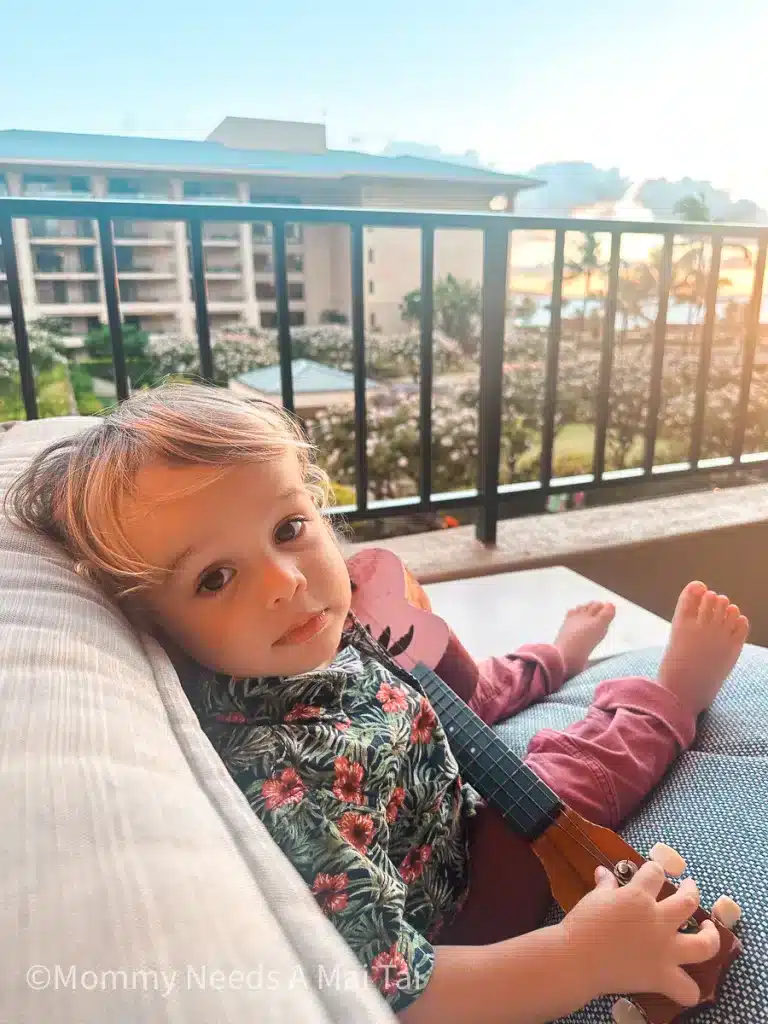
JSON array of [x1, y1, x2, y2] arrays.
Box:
[[5, 382, 332, 597]]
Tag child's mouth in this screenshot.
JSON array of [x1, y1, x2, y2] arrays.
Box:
[[275, 610, 329, 647]]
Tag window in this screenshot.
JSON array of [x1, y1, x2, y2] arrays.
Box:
[[285, 223, 304, 243], [109, 177, 142, 196], [79, 248, 96, 273], [184, 179, 238, 200], [260, 311, 279, 328], [83, 282, 100, 304], [0, 283, 9, 305], [70, 176, 90, 194], [288, 282, 304, 301], [289, 311, 305, 327], [253, 222, 270, 241], [253, 252, 273, 273], [120, 281, 139, 303], [53, 282, 68, 303], [86, 317, 102, 332], [286, 254, 304, 273], [116, 248, 136, 272], [255, 282, 277, 301], [368, 247, 374, 264], [124, 316, 141, 329], [75, 220, 94, 238], [368, 279, 374, 295], [35, 250, 63, 273]]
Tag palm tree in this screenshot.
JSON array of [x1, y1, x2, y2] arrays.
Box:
[[565, 232, 606, 339]]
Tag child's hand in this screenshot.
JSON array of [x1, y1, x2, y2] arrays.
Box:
[[560, 860, 721, 1006]]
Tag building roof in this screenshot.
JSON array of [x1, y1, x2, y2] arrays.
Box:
[[0, 128, 537, 188], [237, 358, 375, 394]]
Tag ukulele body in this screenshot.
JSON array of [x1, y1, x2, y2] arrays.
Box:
[[348, 548, 743, 1024]]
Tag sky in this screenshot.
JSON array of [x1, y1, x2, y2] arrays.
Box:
[[3, 0, 767, 203]]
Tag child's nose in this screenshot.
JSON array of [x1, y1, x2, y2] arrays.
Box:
[[264, 557, 308, 607]]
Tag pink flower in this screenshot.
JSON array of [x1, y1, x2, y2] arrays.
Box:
[[284, 704, 323, 723], [376, 682, 408, 714], [399, 844, 432, 883], [216, 711, 246, 724], [386, 787, 406, 823], [370, 943, 408, 995], [333, 756, 365, 804], [338, 811, 375, 854], [261, 767, 306, 810], [312, 872, 349, 916], [410, 698, 437, 744], [335, 717, 351, 732]]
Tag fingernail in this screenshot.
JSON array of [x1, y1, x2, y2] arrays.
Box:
[[596, 867, 610, 882]]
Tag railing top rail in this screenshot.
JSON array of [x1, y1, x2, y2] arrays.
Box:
[[1, 195, 768, 239]]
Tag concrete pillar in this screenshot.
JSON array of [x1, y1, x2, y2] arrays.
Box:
[[90, 174, 109, 323], [170, 177, 195, 339], [5, 171, 39, 322], [238, 180, 260, 328]]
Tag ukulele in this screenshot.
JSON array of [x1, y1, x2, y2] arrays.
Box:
[[347, 548, 743, 1024]]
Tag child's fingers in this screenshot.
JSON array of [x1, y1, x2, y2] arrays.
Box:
[[673, 920, 721, 965], [658, 877, 700, 926], [629, 860, 666, 896], [662, 966, 701, 1008]]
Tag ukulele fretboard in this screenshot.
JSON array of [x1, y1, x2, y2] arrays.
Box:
[[413, 663, 562, 841]]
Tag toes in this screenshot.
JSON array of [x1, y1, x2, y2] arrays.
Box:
[[733, 615, 750, 643], [677, 581, 707, 620], [697, 590, 719, 625], [713, 595, 730, 625], [725, 604, 741, 628]]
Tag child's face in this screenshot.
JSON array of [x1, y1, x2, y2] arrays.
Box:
[[116, 452, 352, 678]]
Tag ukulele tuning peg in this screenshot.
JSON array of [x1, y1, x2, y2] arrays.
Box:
[[712, 895, 742, 930], [648, 842, 687, 876], [612, 997, 648, 1023]]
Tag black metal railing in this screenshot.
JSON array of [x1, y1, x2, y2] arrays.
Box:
[[2, 195, 768, 545]]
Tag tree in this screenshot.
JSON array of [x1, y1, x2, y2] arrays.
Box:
[[565, 232, 606, 338], [400, 274, 481, 354], [84, 323, 150, 362], [673, 192, 711, 222], [320, 309, 349, 325]]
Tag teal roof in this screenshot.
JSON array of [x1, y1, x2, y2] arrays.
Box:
[[237, 359, 374, 394], [0, 129, 535, 187]]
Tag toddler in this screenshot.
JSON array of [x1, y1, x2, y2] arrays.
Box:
[[8, 383, 748, 1024]]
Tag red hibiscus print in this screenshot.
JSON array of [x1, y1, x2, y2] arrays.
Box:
[[399, 844, 433, 884], [338, 811, 375, 853], [386, 787, 406, 823], [261, 767, 306, 810], [376, 682, 408, 714], [410, 698, 437, 744], [333, 756, 365, 804], [216, 711, 246, 724], [311, 872, 349, 916], [427, 915, 444, 941], [335, 717, 351, 732], [284, 704, 323, 723], [370, 943, 408, 995]]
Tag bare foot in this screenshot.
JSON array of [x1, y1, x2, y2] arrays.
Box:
[[658, 582, 749, 715], [554, 602, 616, 678]]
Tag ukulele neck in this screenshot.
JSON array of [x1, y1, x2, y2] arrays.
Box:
[[412, 663, 562, 841]]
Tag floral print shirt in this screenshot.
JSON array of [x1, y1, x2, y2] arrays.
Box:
[[184, 624, 474, 1011]]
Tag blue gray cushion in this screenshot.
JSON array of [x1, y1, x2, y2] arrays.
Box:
[[494, 646, 768, 1022]]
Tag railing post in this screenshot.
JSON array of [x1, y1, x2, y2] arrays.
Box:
[[272, 219, 295, 414], [593, 231, 621, 480], [689, 234, 723, 468], [97, 216, 129, 401], [187, 219, 214, 384], [476, 223, 509, 544], [350, 223, 368, 514], [0, 214, 38, 419], [539, 228, 565, 497], [419, 227, 435, 510], [732, 239, 767, 463], [644, 234, 673, 475]]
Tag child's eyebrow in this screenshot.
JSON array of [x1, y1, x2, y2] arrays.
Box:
[[166, 546, 195, 573]]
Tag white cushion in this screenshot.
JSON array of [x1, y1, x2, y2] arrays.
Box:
[[0, 418, 394, 1023]]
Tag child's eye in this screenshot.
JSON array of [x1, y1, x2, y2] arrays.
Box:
[[197, 567, 236, 595], [274, 517, 307, 544]]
